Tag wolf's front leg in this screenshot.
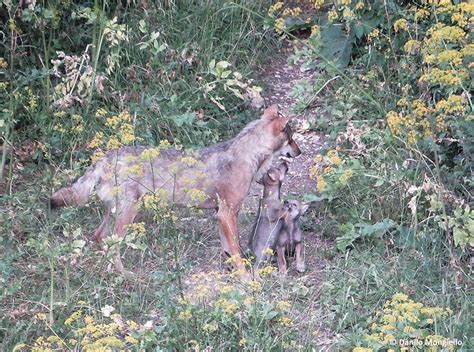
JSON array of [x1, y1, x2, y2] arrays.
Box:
[[217, 206, 250, 279], [93, 209, 111, 243]]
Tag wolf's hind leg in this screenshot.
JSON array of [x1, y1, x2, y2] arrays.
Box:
[[93, 209, 111, 243], [111, 201, 139, 279]]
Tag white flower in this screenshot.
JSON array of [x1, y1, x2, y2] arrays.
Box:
[[101, 305, 115, 317]]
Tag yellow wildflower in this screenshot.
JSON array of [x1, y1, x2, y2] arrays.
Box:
[[339, 169, 353, 185], [407, 130, 418, 145], [311, 25, 320, 36], [159, 139, 171, 148], [462, 44, 474, 56], [419, 67, 468, 87], [178, 310, 192, 320], [328, 10, 339, 21], [316, 176, 326, 192], [415, 8, 430, 21], [268, 2, 284, 16], [355, 2, 365, 10], [127, 222, 146, 236], [327, 150, 341, 166], [435, 94, 465, 114], [220, 285, 234, 294], [279, 316, 294, 327], [368, 28, 380, 41], [342, 7, 355, 20], [13, 343, 27, 351], [107, 137, 121, 150], [216, 298, 237, 315], [338, 0, 351, 5], [282, 7, 302, 17], [394, 19, 409, 32], [262, 247, 274, 256], [0, 57, 8, 69], [276, 300, 292, 313], [258, 265, 276, 276], [451, 12, 468, 27], [106, 115, 121, 129], [313, 0, 325, 9], [125, 335, 139, 345], [95, 108, 108, 118], [386, 111, 402, 135], [436, 49, 463, 65], [274, 17, 285, 34], [404, 40, 420, 54], [65, 310, 81, 326], [248, 280, 262, 291], [392, 292, 409, 302], [140, 147, 161, 160]]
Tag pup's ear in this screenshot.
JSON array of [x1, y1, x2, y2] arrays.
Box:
[[279, 205, 290, 220], [300, 202, 309, 215], [261, 104, 279, 120]]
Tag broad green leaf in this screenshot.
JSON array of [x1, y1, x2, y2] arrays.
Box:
[[319, 24, 355, 69]]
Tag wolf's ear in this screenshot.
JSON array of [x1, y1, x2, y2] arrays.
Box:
[[272, 116, 289, 134], [261, 104, 279, 120], [300, 202, 309, 215]]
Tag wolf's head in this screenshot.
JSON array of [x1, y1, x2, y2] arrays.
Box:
[[281, 200, 309, 222], [261, 104, 301, 159]]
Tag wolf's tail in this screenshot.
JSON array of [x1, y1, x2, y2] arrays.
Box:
[[50, 160, 105, 208]]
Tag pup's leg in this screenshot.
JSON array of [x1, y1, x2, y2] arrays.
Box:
[[217, 206, 249, 279], [276, 246, 287, 275], [295, 242, 306, 273]]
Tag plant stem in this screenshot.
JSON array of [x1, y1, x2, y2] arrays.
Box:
[[49, 257, 55, 325]]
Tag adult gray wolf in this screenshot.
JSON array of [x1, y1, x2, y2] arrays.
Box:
[[50, 105, 301, 277]]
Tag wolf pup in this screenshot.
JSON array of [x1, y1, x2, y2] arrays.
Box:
[[275, 200, 309, 274], [50, 105, 301, 277], [249, 162, 288, 269]]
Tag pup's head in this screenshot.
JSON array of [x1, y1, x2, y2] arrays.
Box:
[[258, 162, 288, 187], [281, 200, 309, 222], [261, 105, 301, 159]]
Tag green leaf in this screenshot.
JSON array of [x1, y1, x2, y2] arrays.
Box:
[[359, 219, 396, 237], [453, 227, 467, 249], [319, 24, 355, 69], [209, 59, 216, 70], [72, 240, 86, 249]]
